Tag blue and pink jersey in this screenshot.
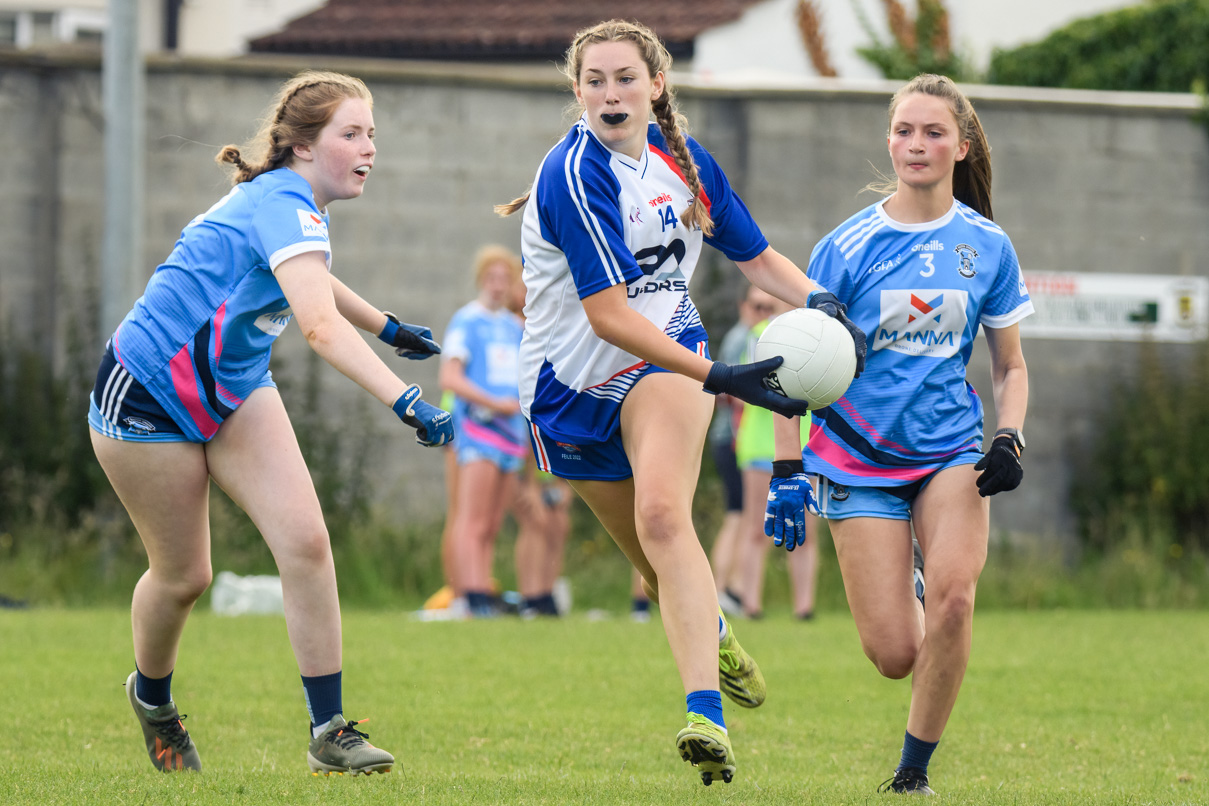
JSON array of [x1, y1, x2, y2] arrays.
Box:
[[442, 300, 527, 459], [803, 197, 1034, 488], [106, 167, 329, 442]]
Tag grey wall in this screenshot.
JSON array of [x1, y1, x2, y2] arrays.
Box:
[[2, 53, 1207, 541]]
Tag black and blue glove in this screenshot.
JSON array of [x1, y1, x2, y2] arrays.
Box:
[[379, 312, 441, 360], [807, 291, 867, 378], [764, 459, 818, 551], [973, 435, 1023, 497], [392, 384, 454, 447], [704, 358, 811, 418]]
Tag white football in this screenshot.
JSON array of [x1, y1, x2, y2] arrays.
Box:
[[754, 307, 857, 409]]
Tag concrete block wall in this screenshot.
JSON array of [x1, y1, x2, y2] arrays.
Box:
[[1, 53, 1206, 541]]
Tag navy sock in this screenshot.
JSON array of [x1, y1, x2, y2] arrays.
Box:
[[686, 690, 725, 730], [135, 666, 173, 708], [302, 670, 342, 731], [898, 730, 939, 772], [466, 591, 495, 612], [631, 598, 650, 614]]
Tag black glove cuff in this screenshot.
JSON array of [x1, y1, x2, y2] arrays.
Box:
[[772, 459, 804, 479], [703, 362, 727, 396]]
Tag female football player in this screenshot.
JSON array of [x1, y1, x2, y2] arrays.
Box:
[[89, 70, 451, 775], [496, 19, 864, 786], [767, 73, 1032, 795]]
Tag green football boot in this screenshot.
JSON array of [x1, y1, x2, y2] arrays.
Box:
[[124, 671, 202, 772], [307, 715, 395, 776], [676, 712, 735, 786], [718, 611, 766, 708]]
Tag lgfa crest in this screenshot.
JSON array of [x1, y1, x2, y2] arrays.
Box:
[[954, 243, 979, 278]]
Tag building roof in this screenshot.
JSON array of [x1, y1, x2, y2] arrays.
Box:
[[248, 0, 764, 61]]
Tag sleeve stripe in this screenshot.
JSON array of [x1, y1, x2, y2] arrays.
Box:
[[564, 127, 625, 286]]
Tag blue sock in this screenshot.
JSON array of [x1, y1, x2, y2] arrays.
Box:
[[631, 598, 650, 614], [686, 690, 725, 730], [718, 614, 726, 642], [898, 730, 938, 772], [302, 671, 342, 732], [135, 666, 173, 708]]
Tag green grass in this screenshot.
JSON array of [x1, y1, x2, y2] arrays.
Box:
[[3, 609, 1208, 804]]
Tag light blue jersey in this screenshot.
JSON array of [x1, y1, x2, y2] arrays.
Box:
[[107, 167, 329, 442], [518, 118, 767, 447], [804, 198, 1033, 488], [443, 300, 527, 460]]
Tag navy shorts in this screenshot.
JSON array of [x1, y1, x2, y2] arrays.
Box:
[[88, 343, 188, 442]]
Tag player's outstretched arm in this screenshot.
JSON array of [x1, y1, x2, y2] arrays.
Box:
[[278, 253, 451, 446], [329, 274, 441, 359]]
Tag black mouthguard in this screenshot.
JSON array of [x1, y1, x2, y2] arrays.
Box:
[[601, 113, 628, 125]]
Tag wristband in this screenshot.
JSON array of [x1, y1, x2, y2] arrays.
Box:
[[378, 313, 400, 345], [772, 459, 805, 478]]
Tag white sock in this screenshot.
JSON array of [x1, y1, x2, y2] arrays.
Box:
[[311, 717, 336, 739]]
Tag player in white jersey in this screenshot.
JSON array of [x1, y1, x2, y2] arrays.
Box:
[[87, 71, 452, 776], [768, 74, 1032, 795], [497, 20, 866, 786]]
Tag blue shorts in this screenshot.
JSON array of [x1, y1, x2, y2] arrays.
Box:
[[814, 450, 982, 521], [88, 342, 273, 443], [527, 326, 710, 482]]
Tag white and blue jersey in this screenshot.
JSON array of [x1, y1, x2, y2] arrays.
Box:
[[803, 197, 1034, 489], [103, 167, 330, 442], [518, 117, 768, 449], [443, 300, 527, 463]]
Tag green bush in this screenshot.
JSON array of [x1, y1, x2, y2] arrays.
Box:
[[1070, 338, 1209, 557], [987, 0, 1209, 92]]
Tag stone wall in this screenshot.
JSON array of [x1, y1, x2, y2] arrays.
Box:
[[2, 52, 1206, 540]]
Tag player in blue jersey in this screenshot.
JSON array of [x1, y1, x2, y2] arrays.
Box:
[[767, 74, 1032, 795], [496, 20, 865, 786], [87, 71, 452, 775], [438, 245, 528, 617]]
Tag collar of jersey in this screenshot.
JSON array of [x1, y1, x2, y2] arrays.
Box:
[[875, 196, 958, 232], [577, 115, 649, 173]]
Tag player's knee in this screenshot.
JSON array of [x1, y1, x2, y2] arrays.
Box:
[[634, 496, 687, 546], [929, 585, 976, 634], [863, 639, 918, 679], [165, 564, 213, 606], [285, 524, 333, 569]]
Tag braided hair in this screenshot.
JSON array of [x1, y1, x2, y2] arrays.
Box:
[[496, 20, 713, 236], [216, 71, 372, 185]]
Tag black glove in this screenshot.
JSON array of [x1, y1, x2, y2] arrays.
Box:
[[379, 312, 441, 360], [704, 358, 811, 418], [973, 436, 1023, 497], [807, 291, 867, 378]]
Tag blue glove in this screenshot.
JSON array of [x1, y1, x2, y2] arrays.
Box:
[[704, 358, 811, 418], [807, 290, 867, 378], [380, 312, 441, 360], [392, 384, 454, 447], [764, 460, 818, 551]]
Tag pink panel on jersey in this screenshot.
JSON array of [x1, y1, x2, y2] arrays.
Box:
[[461, 419, 528, 458], [169, 345, 220, 440], [808, 425, 934, 483]]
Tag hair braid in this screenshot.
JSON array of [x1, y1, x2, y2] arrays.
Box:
[[652, 92, 713, 238]]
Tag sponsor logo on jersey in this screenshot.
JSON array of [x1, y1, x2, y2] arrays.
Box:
[[874, 289, 968, 358], [254, 307, 294, 337], [629, 239, 688, 298], [296, 209, 328, 240], [628, 206, 644, 225], [954, 244, 979, 278], [123, 416, 156, 435], [912, 239, 945, 252], [647, 192, 674, 208]]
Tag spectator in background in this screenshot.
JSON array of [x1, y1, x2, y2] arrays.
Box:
[[439, 245, 528, 618], [707, 284, 774, 616]]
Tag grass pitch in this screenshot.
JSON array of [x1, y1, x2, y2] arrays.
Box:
[[2, 607, 1207, 804]]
